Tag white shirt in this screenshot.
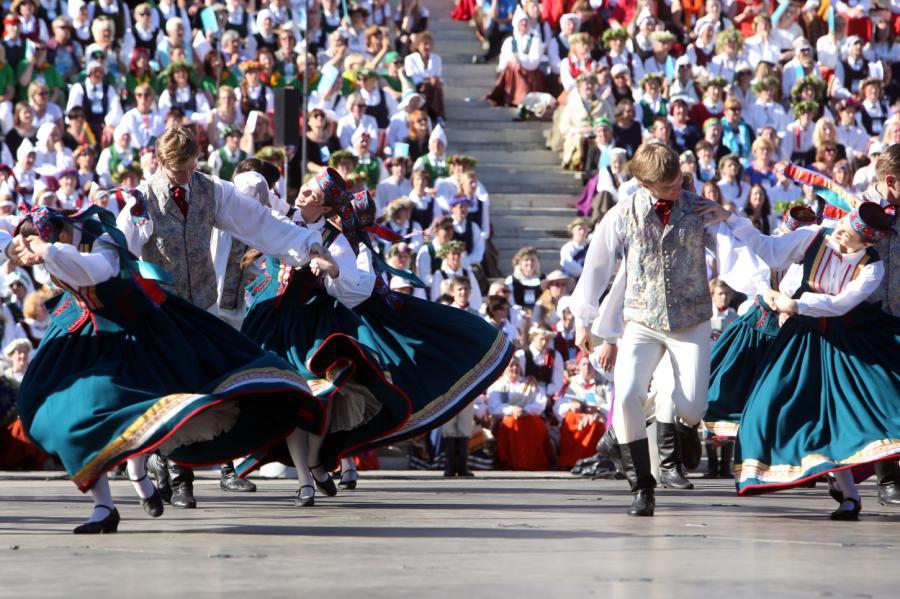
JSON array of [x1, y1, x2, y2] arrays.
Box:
[[403, 52, 442, 85], [487, 376, 546, 417], [514, 345, 564, 398], [65, 80, 124, 127], [119, 108, 166, 149], [117, 175, 323, 310], [374, 177, 413, 215], [498, 34, 544, 72], [336, 114, 379, 149], [431, 263, 482, 306], [725, 215, 883, 317], [745, 100, 789, 135]]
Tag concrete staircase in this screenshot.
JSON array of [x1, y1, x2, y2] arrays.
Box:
[[429, 8, 583, 275]]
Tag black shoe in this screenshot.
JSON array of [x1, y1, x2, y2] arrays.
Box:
[[220, 463, 257, 492], [619, 438, 657, 517], [148, 454, 172, 504], [471, 54, 486, 64], [677, 422, 702, 470], [294, 485, 315, 507], [875, 461, 900, 505], [311, 466, 338, 496], [170, 483, 197, 509], [597, 427, 625, 478], [339, 468, 358, 490], [827, 475, 845, 504], [628, 489, 656, 517], [130, 473, 164, 518], [830, 498, 861, 521], [73, 506, 120, 534], [442, 437, 458, 478], [657, 423, 693, 490]]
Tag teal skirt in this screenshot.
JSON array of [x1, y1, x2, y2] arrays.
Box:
[[17, 294, 324, 491], [705, 298, 781, 439], [735, 305, 900, 495], [350, 291, 513, 457], [238, 286, 412, 472]]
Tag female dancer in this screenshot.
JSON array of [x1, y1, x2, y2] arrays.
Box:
[[704, 205, 817, 439], [712, 196, 898, 520], [12, 201, 326, 533], [238, 168, 410, 505]]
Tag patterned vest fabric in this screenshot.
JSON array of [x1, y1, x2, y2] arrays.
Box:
[[621, 189, 711, 332], [138, 171, 218, 309], [862, 188, 899, 316]]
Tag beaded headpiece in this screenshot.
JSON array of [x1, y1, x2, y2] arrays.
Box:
[[848, 202, 892, 244], [314, 167, 347, 203]]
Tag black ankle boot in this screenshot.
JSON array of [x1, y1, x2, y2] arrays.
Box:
[[875, 460, 900, 506], [657, 423, 693, 490], [443, 437, 458, 477], [676, 422, 702, 469], [718, 443, 734, 478], [148, 453, 172, 504], [597, 427, 625, 478], [704, 442, 719, 478], [168, 462, 196, 509], [220, 462, 257, 492], [456, 436, 474, 477], [620, 438, 656, 517]]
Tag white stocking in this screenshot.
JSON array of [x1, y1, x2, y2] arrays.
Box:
[[309, 403, 333, 482], [833, 469, 861, 502], [340, 458, 357, 480], [87, 474, 115, 523], [285, 428, 314, 489], [126, 456, 155, 499]]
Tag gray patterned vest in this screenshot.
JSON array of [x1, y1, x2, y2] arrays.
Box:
[[621, 189, 711, 332], [862, 188, 899, 316], [138, 171, 218, 309]]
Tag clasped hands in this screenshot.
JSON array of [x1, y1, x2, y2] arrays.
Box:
[[7, 235, 48, 268], [761, 287, 799, 326], [308, 243, 340, 279]]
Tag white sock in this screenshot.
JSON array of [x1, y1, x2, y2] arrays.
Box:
[[126, 456, 155, 499], [833, 469, 861, 502], [87, 474, 115, 523], [285, 429, 314, 489]]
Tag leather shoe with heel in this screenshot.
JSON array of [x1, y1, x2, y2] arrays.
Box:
[[311, 466, 338, 496], [830, 498, 861, 521], [294, 485, 315, 507], [73, 506, 120, 534], [875, 461, 900, 506], [147, 454, 172, 504], [130, 472, 164, 517]]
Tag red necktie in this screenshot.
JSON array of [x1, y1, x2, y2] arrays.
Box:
[[654, 199, 673, 227], [171, 185, 188, 217]]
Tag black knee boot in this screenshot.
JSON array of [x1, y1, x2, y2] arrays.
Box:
[[657, 423, 693, 490], [168, 462, 196, 508], [676, 422, 702, 469], [597, 426, 625, 478], [620, 438, 656, 517], [704, 442, 719, 479], [718, 443, 734, 478], [443, 437, 457, 477], [875, 460, 900, 505], [456, 437, 474, 477]]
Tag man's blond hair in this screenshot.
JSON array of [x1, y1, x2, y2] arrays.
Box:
[[630, 143, 681, 185], [155, 127, 199, 167], [875, 143, 900, 182]]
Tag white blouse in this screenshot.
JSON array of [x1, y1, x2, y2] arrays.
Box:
[[403, 52, 443, 85]]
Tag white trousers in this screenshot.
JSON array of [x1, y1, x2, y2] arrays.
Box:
[[612, 320, 711, 443]]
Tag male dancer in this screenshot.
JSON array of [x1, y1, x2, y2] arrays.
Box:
[[858, 143, 900, 505], [570, 143, 742, 516], [117, 127, 325, 508]]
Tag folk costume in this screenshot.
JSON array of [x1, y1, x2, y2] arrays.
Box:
[[236, 170, 411, 501], [705, 205, 819, 439], [347, 191, 514, 458], [721, 203, 900, 505], [16, 203, 324, 533]]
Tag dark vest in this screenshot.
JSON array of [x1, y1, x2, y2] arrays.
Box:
[[364, 88, 390, 129], [523, 348, 554, 385], [512, 276, 542, 308], [452, 218, 476, 255]]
